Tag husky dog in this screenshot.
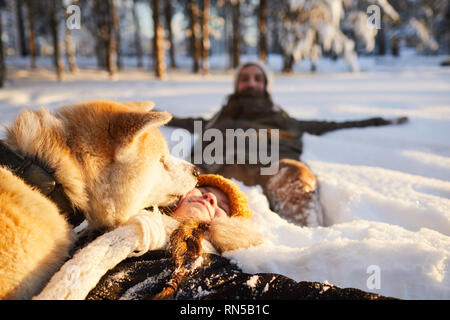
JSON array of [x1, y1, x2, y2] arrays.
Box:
[[0, 100, 198, 299]]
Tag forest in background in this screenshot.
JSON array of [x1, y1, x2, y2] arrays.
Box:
[[0, 0, 449, 87]]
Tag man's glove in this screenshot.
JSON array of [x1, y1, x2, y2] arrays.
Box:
[[390, 116, 409, 125]]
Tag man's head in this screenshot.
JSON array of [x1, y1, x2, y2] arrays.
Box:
[[234, 61, 272, 95]]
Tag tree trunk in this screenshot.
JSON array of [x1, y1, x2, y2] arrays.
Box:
[[132, 0, 143, 68], [64, 0, 78, 73], [258, 0, 267, 62], [110, 0, 122, 70], [0, 11, 5, 88], [201, 0, 210, 74], [188, 0, 200, 73], [152, 0, 166, 78], [50, 0, 63, 81], [93, 0, 111, 72], [231, 0, 240, 68], [224, 1, 232, 70], [15, 0, 28, 57], [391, 36, 399, 57], [164, 0, 176, 69], [376, 18, 386, 55], [25, 0, 36, 68], [65, 28, 77, 73], [104, 0, 116, 77], [282, 51, 294, 73]]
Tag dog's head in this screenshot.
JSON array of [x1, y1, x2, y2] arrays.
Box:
[[57, 100, 198, 229]]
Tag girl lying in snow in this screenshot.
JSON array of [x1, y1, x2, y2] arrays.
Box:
[[169, 174, 262, 253], [151, 174, 263, 299], [35, 174, 391, 300]]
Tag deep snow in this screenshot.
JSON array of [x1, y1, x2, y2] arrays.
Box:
[[0, 53, 449, 299]]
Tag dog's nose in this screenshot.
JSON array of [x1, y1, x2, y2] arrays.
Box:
[[192, 167, 200, 178]]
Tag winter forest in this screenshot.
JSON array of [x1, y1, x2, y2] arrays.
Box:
[[0, 0, 449, 84], [0, 0, 449, 302]]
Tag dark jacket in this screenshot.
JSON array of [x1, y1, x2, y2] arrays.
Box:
[[86, 249, 392, 300], [168, 92, 393, 172]]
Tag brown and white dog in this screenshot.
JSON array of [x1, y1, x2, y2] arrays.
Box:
[[0, 100, 198, 299]]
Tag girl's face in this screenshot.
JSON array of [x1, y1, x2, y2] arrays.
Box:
[[172, 187, 231, 222]]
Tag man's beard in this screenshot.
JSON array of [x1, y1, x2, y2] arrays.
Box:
[[223, 90, 275, 119], [235, 88, 266, 97]]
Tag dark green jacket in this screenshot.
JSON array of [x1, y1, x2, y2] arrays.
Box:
[[168, 93, 393, 171]]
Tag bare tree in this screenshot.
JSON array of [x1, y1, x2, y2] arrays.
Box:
[[258, 0, 267, 62], [188, 0, 201, 73], [201, 0, 210, 74], [50, 0, 63, 81], [152, 0, 166, 78], [164, 0, 177, 69]]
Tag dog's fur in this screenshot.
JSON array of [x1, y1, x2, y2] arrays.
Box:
[[0, 100, 197, 299]]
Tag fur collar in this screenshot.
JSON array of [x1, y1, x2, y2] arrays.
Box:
[[0, 139, 85, 226]]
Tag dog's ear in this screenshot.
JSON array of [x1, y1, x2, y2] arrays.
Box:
[[110, 111, 172, 149], [121, 101, 156, 112]]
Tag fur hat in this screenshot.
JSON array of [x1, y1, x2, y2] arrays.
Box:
[[197, 174, 252, 218], [233, 60, 274, 94]]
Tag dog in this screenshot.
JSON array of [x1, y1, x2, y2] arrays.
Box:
[[0, 100, 198, 299]]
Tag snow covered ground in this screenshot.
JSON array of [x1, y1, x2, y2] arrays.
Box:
[[1, 53, 449, 299]]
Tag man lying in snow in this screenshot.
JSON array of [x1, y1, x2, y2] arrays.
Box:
[[168, 60, 408, 227]]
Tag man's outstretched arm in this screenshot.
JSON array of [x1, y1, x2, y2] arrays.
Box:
[[167, 116, 208, 133], [296, 116, 408, 136]]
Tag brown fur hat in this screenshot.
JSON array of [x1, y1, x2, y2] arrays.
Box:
[[197, 174, 252, 218]]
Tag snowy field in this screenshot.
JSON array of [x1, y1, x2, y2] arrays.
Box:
[[1, 54, 449, 299]]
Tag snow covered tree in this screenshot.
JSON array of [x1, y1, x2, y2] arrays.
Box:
[[386, 0, 446, 54], [275, 0, 400, 73]]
